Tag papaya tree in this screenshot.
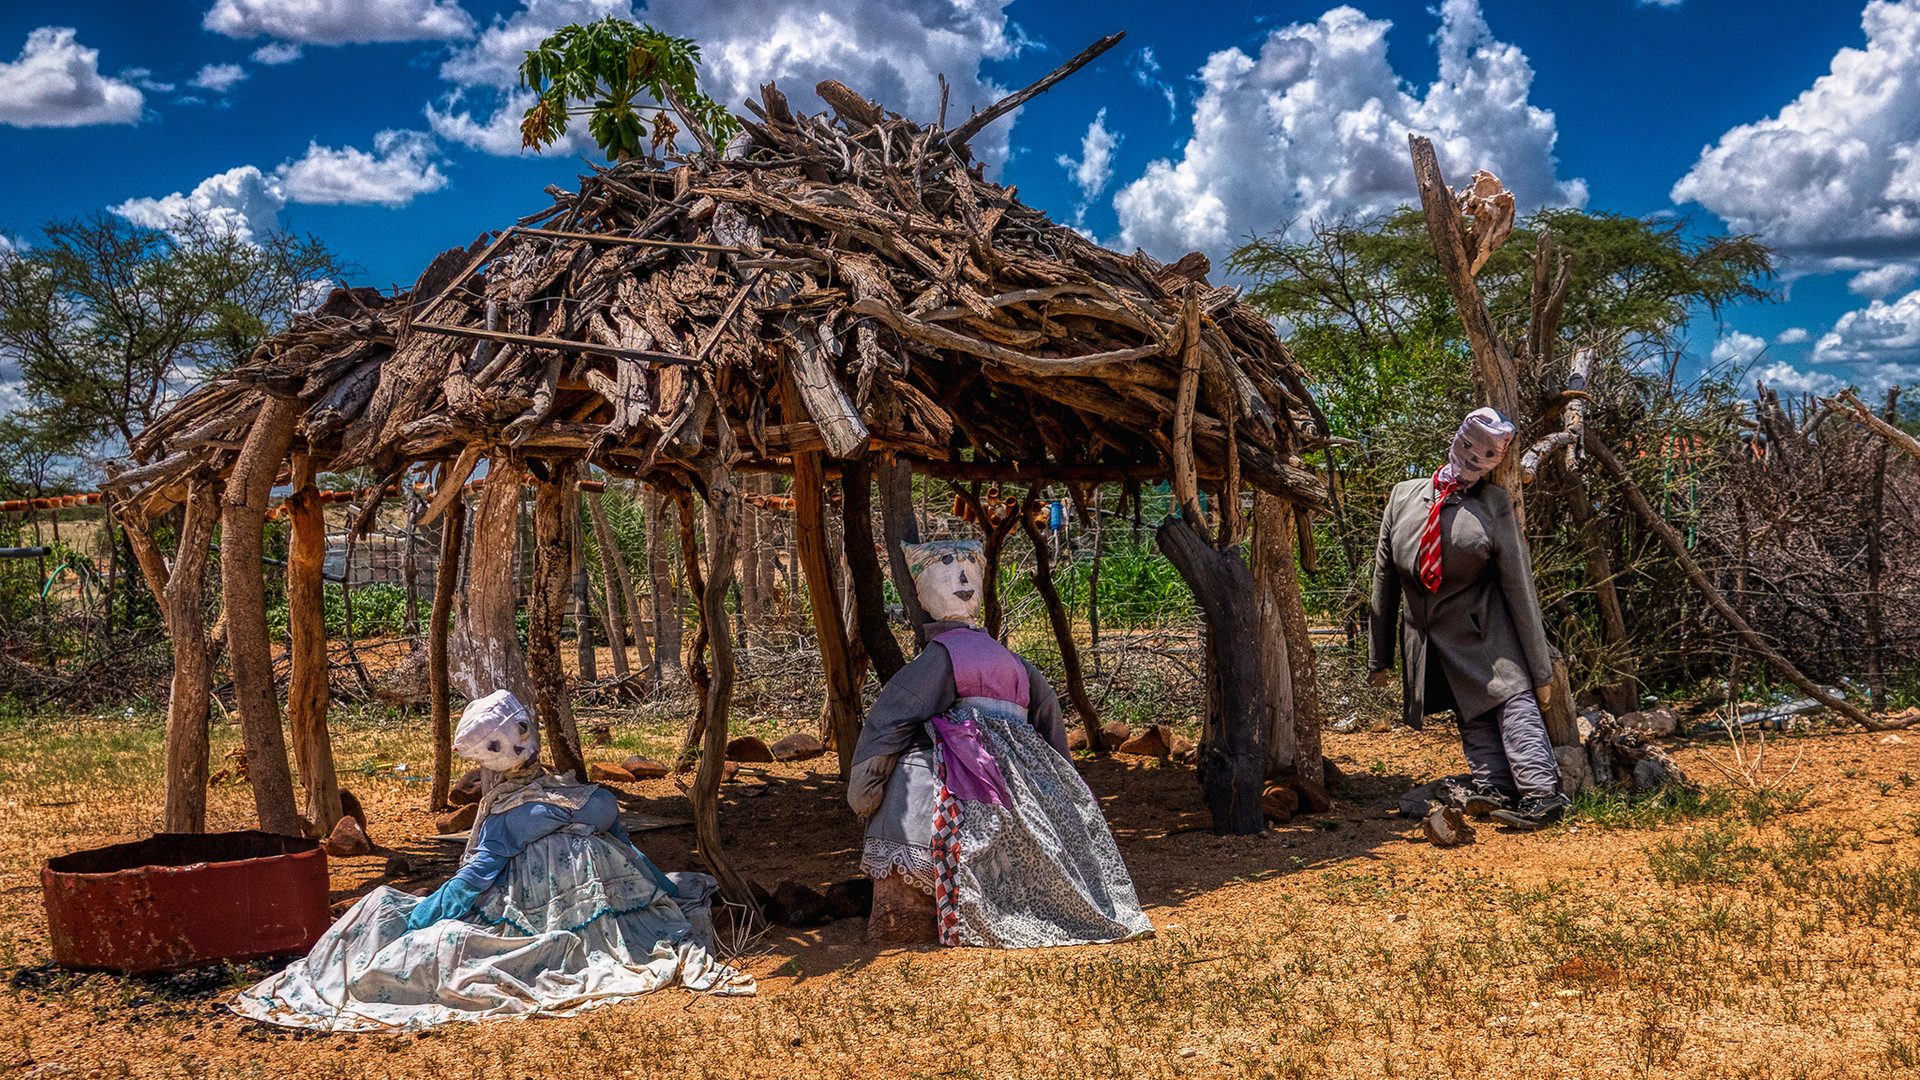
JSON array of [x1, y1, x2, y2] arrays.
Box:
[[518, 17, 738, 161]]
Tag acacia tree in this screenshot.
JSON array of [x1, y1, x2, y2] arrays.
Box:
[[518, 17, 738, 161], [0, 212, 346, 454]]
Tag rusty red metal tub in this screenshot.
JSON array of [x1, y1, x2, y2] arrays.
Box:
[[42, 831, 330, 974]]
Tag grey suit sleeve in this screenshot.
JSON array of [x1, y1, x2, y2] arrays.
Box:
[[1368, 488, 1403, 674], [1022, 659, 1070, 759], [851, 645, 955, 768], [1490, 488, 1554, 687]]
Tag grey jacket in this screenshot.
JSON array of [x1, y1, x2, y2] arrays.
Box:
[[1368, 477, 1552, 727]]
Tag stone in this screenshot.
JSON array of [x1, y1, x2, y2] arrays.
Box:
[[622, 754, 669, 779], [1119, 725, 1173, 757], [1168, 732, 1196, 758], [1066, 728, 1090, 751], [723, 761, 740, 782], [726, 736, 775, 763], [1288, 772, 1333, 814], [588, 762, 636, 783], [338, 789, 367, 835], [1881, 734, 1906, 745], [825, 878, 874, 920], [1099, 720, 1131, 751], [1261, 784, 1298, 823], [1422, 805, 1475, 847], [1617, 708, 1677, 738], [866, 871, 938, 944], [448, 768, 483, 806], [770, 733, 826, 762], [772, 880, 831, 927], [748, 880, 783, 926], [323, 815, 372, 857], [1633, 757, 1679, 791], [383, 855, 413, 877], [435, 803, 477, 834], [1554, 745, 1594, 796]]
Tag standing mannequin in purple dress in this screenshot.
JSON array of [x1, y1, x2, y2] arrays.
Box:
[[847, 540, 1152, 948]]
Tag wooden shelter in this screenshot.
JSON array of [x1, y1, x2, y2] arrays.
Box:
[[106, 38, 1331, 904]]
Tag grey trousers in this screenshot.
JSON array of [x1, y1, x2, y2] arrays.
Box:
[[1459, 689, 1560, 800]]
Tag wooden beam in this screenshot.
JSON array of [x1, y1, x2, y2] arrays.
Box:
[[794, 450, 862, 777], [161, 479, 219, 834], [286, 454, 343, 836], [583, 477, 633, 680], [451, 458, 534, 706], [1250, 493, 1297, 779], [408, 321, 699, 367], [784, 318, 871, 460], [1171, 284, 1207, 531], [1830, 388, 1920, 464], [515, 227, 759, 255], [946, 32, 1125, 150], [429, 480, 466, 810], [220, 396, 304, 836], [529, 470, 589, 779]]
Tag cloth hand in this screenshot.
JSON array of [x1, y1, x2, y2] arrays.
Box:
[[405, 878, 482, 932], [1535, 684, 1552, 710], [1368, 670, 1394, 688], [846, 754, 899, 820]]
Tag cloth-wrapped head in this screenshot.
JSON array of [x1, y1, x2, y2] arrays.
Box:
[[453, 689, 539, 773], [1444, 406, 1516, 485], [902, 539, 985, 623]]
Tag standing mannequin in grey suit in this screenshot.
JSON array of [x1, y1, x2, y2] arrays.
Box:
[[1368, 408, 1569, 829]]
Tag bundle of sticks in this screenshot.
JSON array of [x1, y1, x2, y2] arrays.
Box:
[[111, 34, 1326, 517]]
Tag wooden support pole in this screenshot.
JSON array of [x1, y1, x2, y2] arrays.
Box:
[[690, 465, 755, 908], [794, 450, 862, 777], [161, 479, 219, 833], [841, 456, 907, 682], [1583, 430, 1890, 730], [452, 459, 534, 706], [644, 484, 679, 688], [286, 454, 342, 836], [220, 396, 303, 836], [1263, 496, 1323, 796], [1170, 284, 1207, 531], [1019, 489, 1101, 751], [1250, 493, 1297, 778], [1156, 517, 1266, 835], [582, 478, 632, 681], [876, 457, 929, 648], [530, 469, 589, 779], [569, 484, 598, 683], [429, 484, 466, 810]]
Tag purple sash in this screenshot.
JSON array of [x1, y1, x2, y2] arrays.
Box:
[[931, 713, 1011, 807]]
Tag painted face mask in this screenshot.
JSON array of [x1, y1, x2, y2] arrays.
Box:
[[453, 689, 539, 773], [902, 539, 986, 624]]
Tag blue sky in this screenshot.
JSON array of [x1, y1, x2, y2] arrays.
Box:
[[1, 0, 1915, 397]]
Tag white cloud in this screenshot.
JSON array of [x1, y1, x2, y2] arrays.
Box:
[[1774, 327, 1812, 344], [190, 63, 248, 93], [1753, 360, 1844, 395], [1672, 1, 1920, 275], [1131, 45, 1176, 122], [1849, 261, 1918, 297], [112, 165, 287, 243], [250, 42, 303, 65], [1111, 0, 1586, 265], [276, 129, 448, 206], [1637, 0, 1684, 7], [1814, 287, 1920, 365], [430, 0, 1023, 167], [1711, 330, 1768, 367], [204, 0, 476, 45], [0, 27, 144, 128], [1058, 109, 1119, 200], [121, 68, 175, 93]]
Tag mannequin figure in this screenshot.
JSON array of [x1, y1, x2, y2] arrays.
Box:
[[848, 540, 1153, 947]]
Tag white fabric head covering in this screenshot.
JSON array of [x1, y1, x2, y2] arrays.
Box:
[[453, 689, 539, 772], [902, 539, 985, 623], [1440, 406, 1516, 485]]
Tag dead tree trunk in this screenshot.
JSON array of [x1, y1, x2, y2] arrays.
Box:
[[689, 465, 755, 908], [582, 479, 632, 680], [569, 485, 598, 683], [453, 461, 534, 706], [1157, 517, 1266, 835], [429, 487, 466, 810], [795, 451, 862, 776], [645, 484, 679, 689], [221, 396, 303, 836], [162, 479, 219, 833], [1020, 489, 1100, 751], [878, 458, 928, 648], [841, 456, 907, 682], [1584, 430, 1888, 729], [1251, 493, 1298, 778], [286, 454, 343, 836], [530, 470, 588, 780]]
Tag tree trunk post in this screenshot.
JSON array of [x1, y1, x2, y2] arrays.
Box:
[[581, 476, 632, 681], [452, 461, 534, 706], [530, 468, 588, 780], [570, 484, 598, 683], [220, 397, 303, 836], [161, 479, 219, 833], [842, 456, 908, 682], [645, 484, 679, 689], [877, 457, 928, 647], [1251, 493, 1298, 778], [795, 450, 862, 777], [1019, 489, 1101, 752], [286, 453, 343, 836], [690, 464, 755, 909], [429, 485, 466, 810]]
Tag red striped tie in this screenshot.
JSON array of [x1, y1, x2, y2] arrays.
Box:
[[1419, 469, 1459, 592]]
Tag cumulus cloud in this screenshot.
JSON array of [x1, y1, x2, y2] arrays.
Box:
[[1774, 327, 1812, 345], [430, 0, 1023, 166], [250, 42, 303, 65], [1672, 1, 1920, 274], [1814, 287, 1920, 365], [1058, 109, 1119, 200], [112, 131, 448, 242], [190, 63, 248, 93], [1112, 0, 1585, 265], [204, 0, 476, 45], [1711, 330, 1768, 367], [277, 129, 448, 206], [1849, 262, 1918, 298], [121, 68, 175, 93], [1753, 360, 1844, 395], [1637, 0, 1684, 7], [112, 165, 288, 243], [0, 27, 144, 128]]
